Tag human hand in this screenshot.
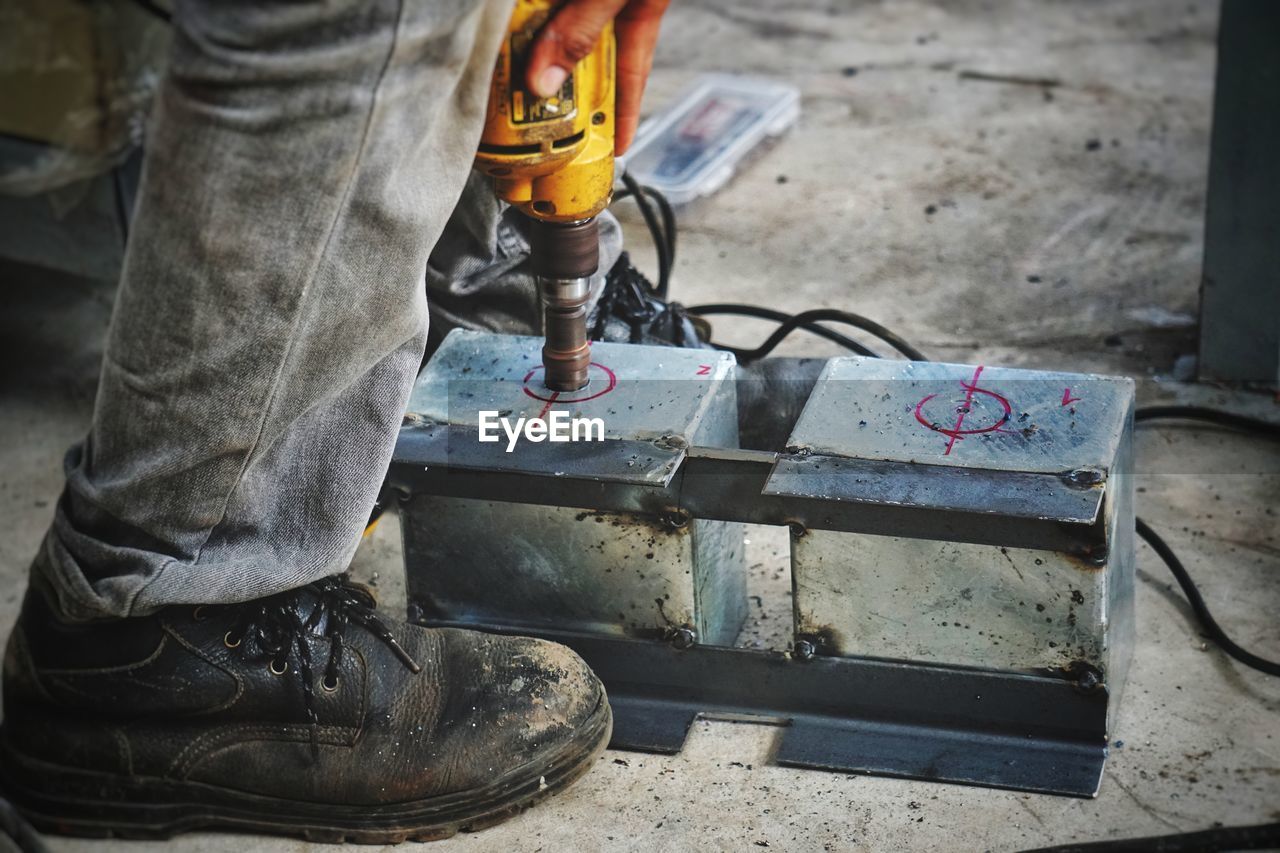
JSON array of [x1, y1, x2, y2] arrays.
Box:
[[525, 0, 671, 155]]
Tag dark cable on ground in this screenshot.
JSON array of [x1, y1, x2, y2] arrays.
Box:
[[1135, 519, 1280, 676], [1135, 404, 1280, 438], [1134, 404, 1280, 677], [685, 304, 878, 357], [689, 304, 929, 362]]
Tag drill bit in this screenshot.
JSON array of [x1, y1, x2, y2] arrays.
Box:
[[531, 219, 598, 391]]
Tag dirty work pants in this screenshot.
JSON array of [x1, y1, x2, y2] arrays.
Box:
[[37, 0, 621, 620]]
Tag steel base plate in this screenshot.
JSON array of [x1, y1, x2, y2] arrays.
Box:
[[408, 617, 1109, 798]]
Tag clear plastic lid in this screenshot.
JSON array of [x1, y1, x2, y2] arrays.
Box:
[[621, 75, 800, 205]]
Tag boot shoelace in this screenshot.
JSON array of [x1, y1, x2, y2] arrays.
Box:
[[202, 575, 420, 750]]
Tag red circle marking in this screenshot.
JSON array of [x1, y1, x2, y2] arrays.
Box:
[[912, 365, 1011, 456], [522, 362, 618, 404], [913, 388, 1012, 437]]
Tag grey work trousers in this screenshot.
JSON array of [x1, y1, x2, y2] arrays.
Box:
[[38, 0, 621, 621]]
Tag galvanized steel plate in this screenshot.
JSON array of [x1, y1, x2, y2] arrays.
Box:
[[408, 329, 737, 441], [787, 357, 1133, 474]]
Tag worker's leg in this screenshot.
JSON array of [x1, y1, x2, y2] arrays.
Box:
[[40, 0, 512, 620], [3, 2, 610, 839]]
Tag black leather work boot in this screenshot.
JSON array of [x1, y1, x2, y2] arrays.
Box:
[[0, 568, 611, 844]]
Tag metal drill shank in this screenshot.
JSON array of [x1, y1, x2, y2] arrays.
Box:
[[538, 275, 592, 391], [530, 218, 599, 391]]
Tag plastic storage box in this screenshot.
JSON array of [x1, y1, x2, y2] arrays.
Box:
[[623, 74, 800, 204]]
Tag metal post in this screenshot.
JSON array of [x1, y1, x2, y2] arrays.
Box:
[[1198, 0, 1280, 382]]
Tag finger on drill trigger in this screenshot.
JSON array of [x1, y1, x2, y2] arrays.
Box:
[[614, 0, 670, 154], [527, 0, 629, 98]]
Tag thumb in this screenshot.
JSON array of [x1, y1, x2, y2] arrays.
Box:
[[526, 0, 627, 98]]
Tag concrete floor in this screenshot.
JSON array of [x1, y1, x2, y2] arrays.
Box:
[[2, 0, 1278, 850]]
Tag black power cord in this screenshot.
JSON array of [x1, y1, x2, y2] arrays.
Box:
[[1135, 404, 1280, 438], [1134, 405, 1280, 677], [689, 304, 927, 362], [1136, 518, 1280, 677], [618, 171, 673, 299], [684, 304, 878, 357], [615, 176, 677, 258]]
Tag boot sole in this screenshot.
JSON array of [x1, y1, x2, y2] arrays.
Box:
[[0, 693, 611, 844]]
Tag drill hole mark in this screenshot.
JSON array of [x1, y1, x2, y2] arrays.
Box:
[[913, 364, 1012, 455], [522, 362, 618, 409]]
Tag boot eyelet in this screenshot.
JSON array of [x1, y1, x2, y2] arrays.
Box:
[[269, 659, 288, 676], [223, 632, 242, 649], [192, 606, 208, 622], [321, 675, 339, 692]]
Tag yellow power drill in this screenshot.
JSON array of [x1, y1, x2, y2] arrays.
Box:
[[475, 0, 616, 392]]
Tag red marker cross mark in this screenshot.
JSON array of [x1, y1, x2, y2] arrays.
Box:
[[913, 365, 1012, 455]]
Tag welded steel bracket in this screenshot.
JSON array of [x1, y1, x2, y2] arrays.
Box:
[[391, 426, 1108, 554], [393, 334, 1133, 799], [392, 426, 1116, 797]]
